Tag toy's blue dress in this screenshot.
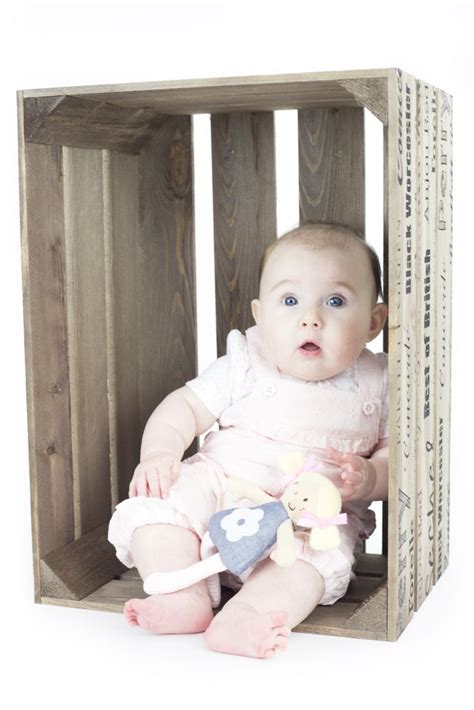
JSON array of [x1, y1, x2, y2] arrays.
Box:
[[208, 501, 289, 576]]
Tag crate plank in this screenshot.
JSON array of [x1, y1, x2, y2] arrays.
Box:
[[20, 139, 75, 573], [434, 89, 453, 581], [211, 112, 276, 356], [414, 82, 437, 608], [23, 95, 168, 154], [63, 147, 111, 535], [22, 69, 392, 111], [105, 151, 142, 505], [137, 116, 198, 449], [40, 523, 127, 600], [386, 69, 417, 640], [299, 107, 365, 233], [44, 553, 386, 640]]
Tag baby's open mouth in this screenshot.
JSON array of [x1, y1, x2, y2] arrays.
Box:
[[299, 340, 321, 352]]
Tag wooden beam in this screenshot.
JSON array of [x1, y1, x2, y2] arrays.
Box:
[[299, 107, 365, 233], [211, 112, 276, 356]]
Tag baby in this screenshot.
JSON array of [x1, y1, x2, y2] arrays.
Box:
[[108, 222, 389, 659]]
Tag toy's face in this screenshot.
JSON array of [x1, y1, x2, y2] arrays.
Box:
[[251, 243, 387, 382], [280, 471, 322, 523]]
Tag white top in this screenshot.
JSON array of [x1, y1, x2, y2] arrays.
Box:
[[186, 330, 389, 441]]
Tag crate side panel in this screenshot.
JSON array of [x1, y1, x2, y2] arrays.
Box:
[[415, 82, 437, 608], [299, 107, 365, 233], [211, 112, 276, 356], [434, 89, 453, 580], [106, 151, 142, 504], [386, 69, 417, 640], [137, 117, 197, 440], [21, 142, 75, 564], [63, 147, 111, 535]]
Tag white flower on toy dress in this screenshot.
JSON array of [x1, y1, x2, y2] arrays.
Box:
[[220, 507, 264, 542]]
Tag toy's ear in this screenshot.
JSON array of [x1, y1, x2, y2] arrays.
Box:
[[278, 452, 305, 474]]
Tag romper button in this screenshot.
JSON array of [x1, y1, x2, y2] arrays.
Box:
[[263, 383, 277, 397], [362, 401, 376, 416]]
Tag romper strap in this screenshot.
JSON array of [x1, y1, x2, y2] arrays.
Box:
[[245, 325, 280, 378], [357, 348, 386, 403]]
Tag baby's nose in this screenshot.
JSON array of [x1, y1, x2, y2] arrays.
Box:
[[300, 312, 321, 328]]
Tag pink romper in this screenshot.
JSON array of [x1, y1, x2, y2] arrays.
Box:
[[108, 326, 387, 605]]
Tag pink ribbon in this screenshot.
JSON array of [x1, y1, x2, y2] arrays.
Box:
[[296, 512, 348, 529]]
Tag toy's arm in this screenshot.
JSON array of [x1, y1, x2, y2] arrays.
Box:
[[270, 519, 297, 567], [226, 477, 275, 505]]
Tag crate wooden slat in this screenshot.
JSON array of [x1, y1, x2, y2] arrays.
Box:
[[17, 68, 453, 641], [386, 69, 418, 640], [415, 82, 437, 608], [211, 112, 277, 356], [299, 107, 365, 232]]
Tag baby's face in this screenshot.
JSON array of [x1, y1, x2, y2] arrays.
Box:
[[251, 244, 387, 382]]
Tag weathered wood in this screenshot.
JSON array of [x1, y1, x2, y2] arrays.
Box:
[[105, 151, 142, 505], [137, 116, 198, 448], [41, 553, 387, 640], [22, 69, 392, 113], [299, 107, 365, 233], [40, 523, 126, 600], [211, 112, 276, 356], [63, 147, 111, 536], [415, 82, 437, 608], [24, 95, 168, 154], [434, 89, 453, 581], [386, 69, 417, 640], [20, 139, 75, 571], [337, 78, 388, 124], [343, 581, 388, 637]]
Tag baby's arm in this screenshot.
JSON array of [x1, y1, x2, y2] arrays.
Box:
[[129, 386, 217, 498]]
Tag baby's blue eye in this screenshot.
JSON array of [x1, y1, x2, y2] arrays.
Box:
[[283, 295, 298, 306], [327, 296, 344, 308]]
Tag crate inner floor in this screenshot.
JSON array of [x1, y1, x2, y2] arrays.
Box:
[[41, 552, 388, 640]]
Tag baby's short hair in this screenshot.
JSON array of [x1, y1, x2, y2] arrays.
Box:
[[258, 222, 384, 304]]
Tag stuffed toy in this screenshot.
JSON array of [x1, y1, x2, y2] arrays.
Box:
[[143, 452, 347, 602]]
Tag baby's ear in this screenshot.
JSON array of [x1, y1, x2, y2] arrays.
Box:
[[251, 299, 261, 324]]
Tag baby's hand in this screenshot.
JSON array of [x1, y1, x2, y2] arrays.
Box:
[[128, 453, 181, 499], [324, 447, 376, 502]]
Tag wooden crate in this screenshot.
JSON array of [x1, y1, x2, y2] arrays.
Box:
[[17, 68, 453, 642]]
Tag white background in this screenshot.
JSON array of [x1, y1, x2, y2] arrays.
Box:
[[1, 1, 472, 709]]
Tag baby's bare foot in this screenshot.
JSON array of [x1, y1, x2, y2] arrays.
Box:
[[204, 601, 290, 659], [124, 586, 213, 634]]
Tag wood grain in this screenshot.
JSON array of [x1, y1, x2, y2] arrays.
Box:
[[299, 107, 365, 233], [386, 69, 417, 640], [20, 139, 75, 587], [211, 112, 276, 356], [137, 116, 198, 452], [62, 147, 111, 536], [24, 95, 168, 154]]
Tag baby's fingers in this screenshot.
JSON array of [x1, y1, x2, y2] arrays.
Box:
[[146, 469, 162, 498]]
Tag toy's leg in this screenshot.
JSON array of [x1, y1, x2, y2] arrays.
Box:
[[204, 557, 324, 658], [124, 523, 213, 634]]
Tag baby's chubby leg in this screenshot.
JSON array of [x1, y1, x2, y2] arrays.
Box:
[[204, 557, 325, 659], [124, 523, 214, 634]]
